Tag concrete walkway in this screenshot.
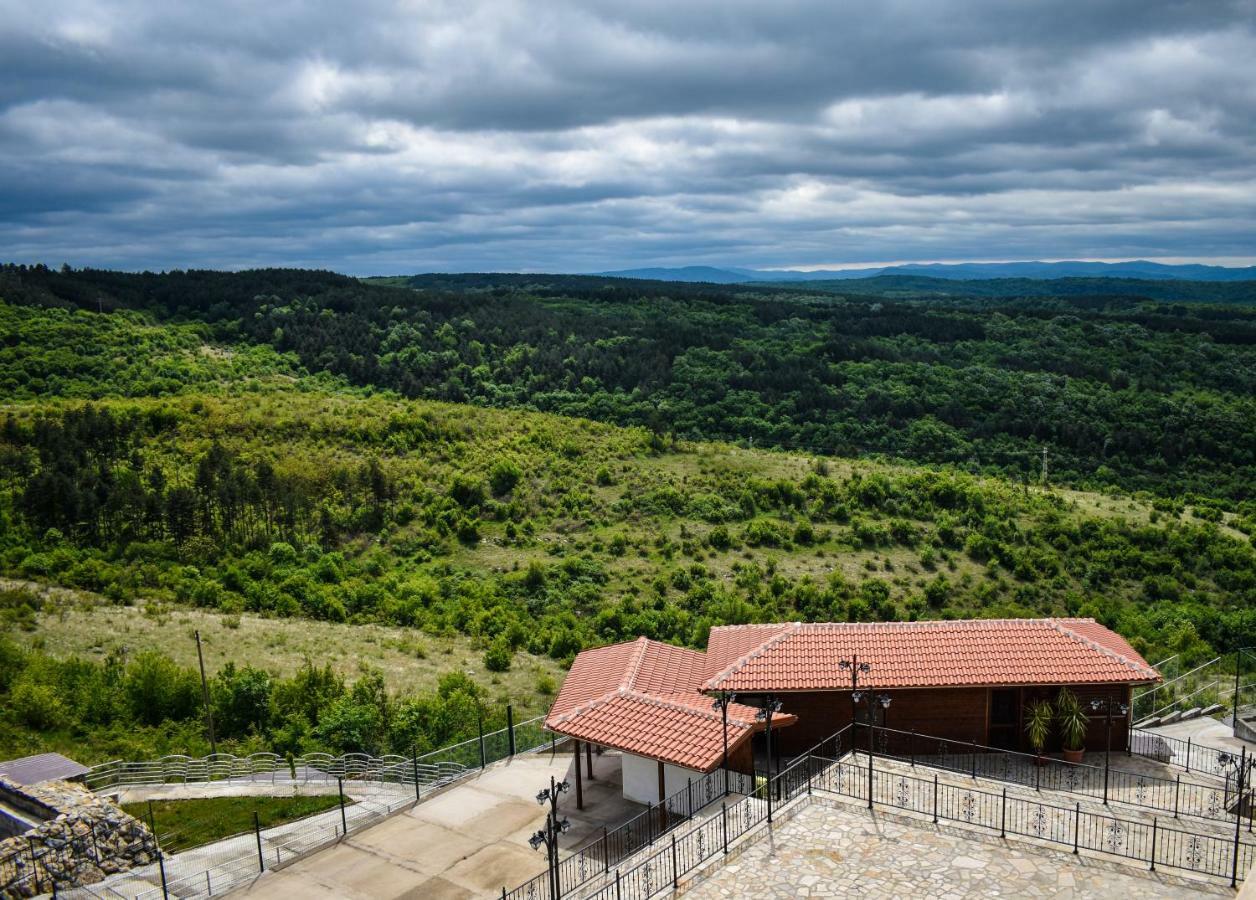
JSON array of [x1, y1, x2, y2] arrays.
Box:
[[232, 749, 640, 899], [1146, 717, 1251, 757]]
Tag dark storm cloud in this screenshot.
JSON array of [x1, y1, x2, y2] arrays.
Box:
[[1, 0, 1254, 271]]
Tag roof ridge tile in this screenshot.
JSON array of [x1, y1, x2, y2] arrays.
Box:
[[622, 636, 651, 692], [1047, 618, 1154, 678]]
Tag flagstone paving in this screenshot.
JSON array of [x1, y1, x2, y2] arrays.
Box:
[[680, 798, 1229, 899]]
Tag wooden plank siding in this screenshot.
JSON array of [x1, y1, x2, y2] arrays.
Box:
[[747, 683, 1134, 758]]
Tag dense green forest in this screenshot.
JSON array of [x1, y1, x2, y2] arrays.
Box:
[[5, 264, 1254, 499], [2, 265, 1254, 762]]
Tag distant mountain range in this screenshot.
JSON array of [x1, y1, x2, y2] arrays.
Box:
[[597, 260, 1256, 283]]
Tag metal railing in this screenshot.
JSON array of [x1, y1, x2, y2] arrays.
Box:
[[84, 714, 547, 793], [860, 724, 1250, 826], [503, 765, 757, 900], [120, 788, 413, 900], [823, 754, 1256, 888], [1128, 725, 1238, 779], [1133, 656, 1222, 722], [575, 729, 847, 900], [51, 713, 549, 899], [574, 729, 1256, 898]]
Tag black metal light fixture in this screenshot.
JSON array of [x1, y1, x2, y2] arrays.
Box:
[[756, 695, 783, 821], [531, 776, 571, 900], [852, 691, 892, 726], [841, 656, 889, 750], [1218, 745, 1253, 884], [839, 656, 871, 689], [1217, 748, 1252, 813], [1089, 697, 1129, 804], [711, 691, 738, 795]]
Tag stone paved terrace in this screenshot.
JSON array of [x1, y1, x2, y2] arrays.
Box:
[[680, 797, 1230, 899]]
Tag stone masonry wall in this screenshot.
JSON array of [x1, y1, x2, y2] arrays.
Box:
[[0, 778, 155, 899]]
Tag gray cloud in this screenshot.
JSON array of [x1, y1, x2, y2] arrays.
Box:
[[1, 0, 1255, 272]]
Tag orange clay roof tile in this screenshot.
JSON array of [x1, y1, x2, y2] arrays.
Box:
[[544, 637, 792, 771], [702, 619, 1159, 692], [546, 619, 1157, 771]]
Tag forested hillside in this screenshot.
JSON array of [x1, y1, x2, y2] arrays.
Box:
[[5, 264, 1254, 499], [2, 268, 1254, 763]]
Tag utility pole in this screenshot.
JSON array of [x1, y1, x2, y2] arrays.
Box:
[[194, 630, 217, 756], [1040, 447, 1049, 485]]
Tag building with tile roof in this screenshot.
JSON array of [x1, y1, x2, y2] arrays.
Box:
[[545, 619, 1158, 805]]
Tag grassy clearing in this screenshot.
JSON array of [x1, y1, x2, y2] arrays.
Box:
[[122, 794, 348, 853], [9, 580, 565, 721]]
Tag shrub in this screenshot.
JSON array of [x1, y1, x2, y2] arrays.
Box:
[[484, 637, 512, 672], [707, 525, 731, 550], [10, 680, 66, 730], [489, 460, 522, 496], [450, 475, 487, 508]]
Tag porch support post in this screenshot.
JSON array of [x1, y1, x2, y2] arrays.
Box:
[[574, 740, 584, 810], [658, 760, 668, 830], [586, 742, 595, 781]]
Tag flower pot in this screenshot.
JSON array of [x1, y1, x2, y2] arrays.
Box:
[[1061, 748, 1084, 764]]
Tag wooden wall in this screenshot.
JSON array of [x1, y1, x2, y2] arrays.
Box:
[[755, 683, 1133, 757]]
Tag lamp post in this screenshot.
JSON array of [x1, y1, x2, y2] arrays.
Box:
[[531, 776, 570, 900], [1218, 747, 1252, 887], [1218, 748, 1253, 819], [839, 656, 872, 751], [711, 692, 738, 796], [756, 695, 783, 812], [1089, 697, 1129, 805]]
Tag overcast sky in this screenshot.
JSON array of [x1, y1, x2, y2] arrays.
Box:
[[2, 0, 1255, 274]]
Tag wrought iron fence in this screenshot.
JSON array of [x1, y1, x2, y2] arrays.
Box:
[[505, 728, 853, 900], [503, 765, 757, 900], [574, 735, 844, 900], [1128, 725, 1237, 778], [819, 755, 1256, 887], [572, 726, 1255, 900], [863, 723, 1250, 826]]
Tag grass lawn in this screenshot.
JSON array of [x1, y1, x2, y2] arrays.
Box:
[[123, 794, 350, 853]]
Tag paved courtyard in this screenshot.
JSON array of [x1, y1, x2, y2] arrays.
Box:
[[681, 798, 1229, 899], [232, 748, 639, 899]]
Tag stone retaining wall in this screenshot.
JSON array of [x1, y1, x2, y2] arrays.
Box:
[[0, 777, 155, 898]]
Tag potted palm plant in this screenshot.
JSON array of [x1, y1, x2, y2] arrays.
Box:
[[1025, 699, 1053, 764], [1055, 688, 1089, 763]]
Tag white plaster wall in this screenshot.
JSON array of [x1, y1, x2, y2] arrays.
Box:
[[620, 753, 703, 805]]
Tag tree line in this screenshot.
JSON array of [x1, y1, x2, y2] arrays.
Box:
[[4, 265, 1253, 499]]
